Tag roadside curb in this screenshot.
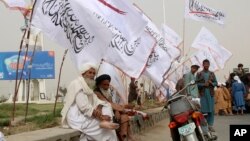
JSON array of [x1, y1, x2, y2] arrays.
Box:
[[5, 107, 168, 141]]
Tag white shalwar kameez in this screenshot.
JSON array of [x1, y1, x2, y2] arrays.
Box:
[[61, 77, 118, 141]]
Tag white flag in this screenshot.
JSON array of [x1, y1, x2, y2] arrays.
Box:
[[142, 12, 181, 61], [1, 0, 27, 8], [89, 5, 155, 78], [103, 31, 156, 78], [164, 60, 189, 85], [97, 62, 127, 104], [83, 0, 147, 42], [1, 0, 30, 16], [143, 46, 172, 87], [192, 27, 219, 49], [132, 6, 181, 86], [161, 24, 182, 48], [190, 49, 219, 72], [185, 0, 225, 25], [133, 4, 181, 61], [192, 27, 232, 69], [32, 0, 113, 71], [162, 80, 177, 94], [209, 45, 232, 69]]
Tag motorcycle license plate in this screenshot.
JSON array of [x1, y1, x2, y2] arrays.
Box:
[[178, 122, 196, 136]]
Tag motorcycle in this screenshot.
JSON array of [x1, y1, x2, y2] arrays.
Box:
[[163, 81, 217, 141]]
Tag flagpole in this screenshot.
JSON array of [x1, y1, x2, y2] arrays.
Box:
[[25, 35, 38, 122], [12, 0, 37, 122], [96, 59, 104, 76], [148, 79, 152, 98], [160, 57, 191, 87], [124, 73, 128, 104], [162, 0, 166, 24], [181, 15, 187, 76], [160, 45, 194, 88], [53, 49, 68, 116], [182, 18, 186, 57]]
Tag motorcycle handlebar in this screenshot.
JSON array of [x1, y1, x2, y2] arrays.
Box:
[[170, 80, 196, 98], [161, 80, 197, 111]]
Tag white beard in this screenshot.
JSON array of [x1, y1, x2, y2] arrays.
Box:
[[100, 88, 112, 101], [84, 78, 95, 90]]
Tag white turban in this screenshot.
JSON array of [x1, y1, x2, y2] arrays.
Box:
[[234, 75, 242, 83], [79, 63, 98, 74], [217, 82, 222, 87]]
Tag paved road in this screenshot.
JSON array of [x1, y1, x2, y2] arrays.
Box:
[[136, 114, 250, 141]]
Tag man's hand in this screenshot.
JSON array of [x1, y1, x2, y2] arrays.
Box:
[[205, 82, 210, 87], [96, 105, 103, 111], [101, 115, 111, 121], [208, 80, 213, 84], [92, 105, 103, 119], [112, 103, 124, 112]]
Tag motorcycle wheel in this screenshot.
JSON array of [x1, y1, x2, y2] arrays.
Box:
[[170, 128, 180, 141], [195, 128, 207, 141]]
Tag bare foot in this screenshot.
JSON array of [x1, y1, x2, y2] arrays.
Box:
[[100, 121, 119, 130]]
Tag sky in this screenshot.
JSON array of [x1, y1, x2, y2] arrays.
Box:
[[1, 0, 250, 98]]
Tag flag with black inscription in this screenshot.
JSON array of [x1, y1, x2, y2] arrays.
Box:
[[133, 6, 181, 86], [31, 0, 113, 71], [138, 6, 181, 61], [91, 3, 155, 78], [143, 46, 172, 87], [185, 0, 225, 25], [103, 31, 156, 78]]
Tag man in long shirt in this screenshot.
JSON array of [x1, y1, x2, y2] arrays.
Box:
[[184, 64, 200, 98], [61, 63, 118, 141], [196, 59, 217, 132], [94, 74, 132, 141]]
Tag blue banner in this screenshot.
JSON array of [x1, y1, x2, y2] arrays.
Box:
[[0, 51, 55, 80]]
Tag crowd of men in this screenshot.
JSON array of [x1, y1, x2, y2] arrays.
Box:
[[60, 59, 250, 140], [174, 61, 250, 132], [214, 64, 250, 116]]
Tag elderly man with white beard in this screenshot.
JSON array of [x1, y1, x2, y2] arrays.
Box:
[[61, 63, 119, 141]]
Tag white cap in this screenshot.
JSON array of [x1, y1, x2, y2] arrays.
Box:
[[191, 63, 200, 69], [234, 75, 242, 83]]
